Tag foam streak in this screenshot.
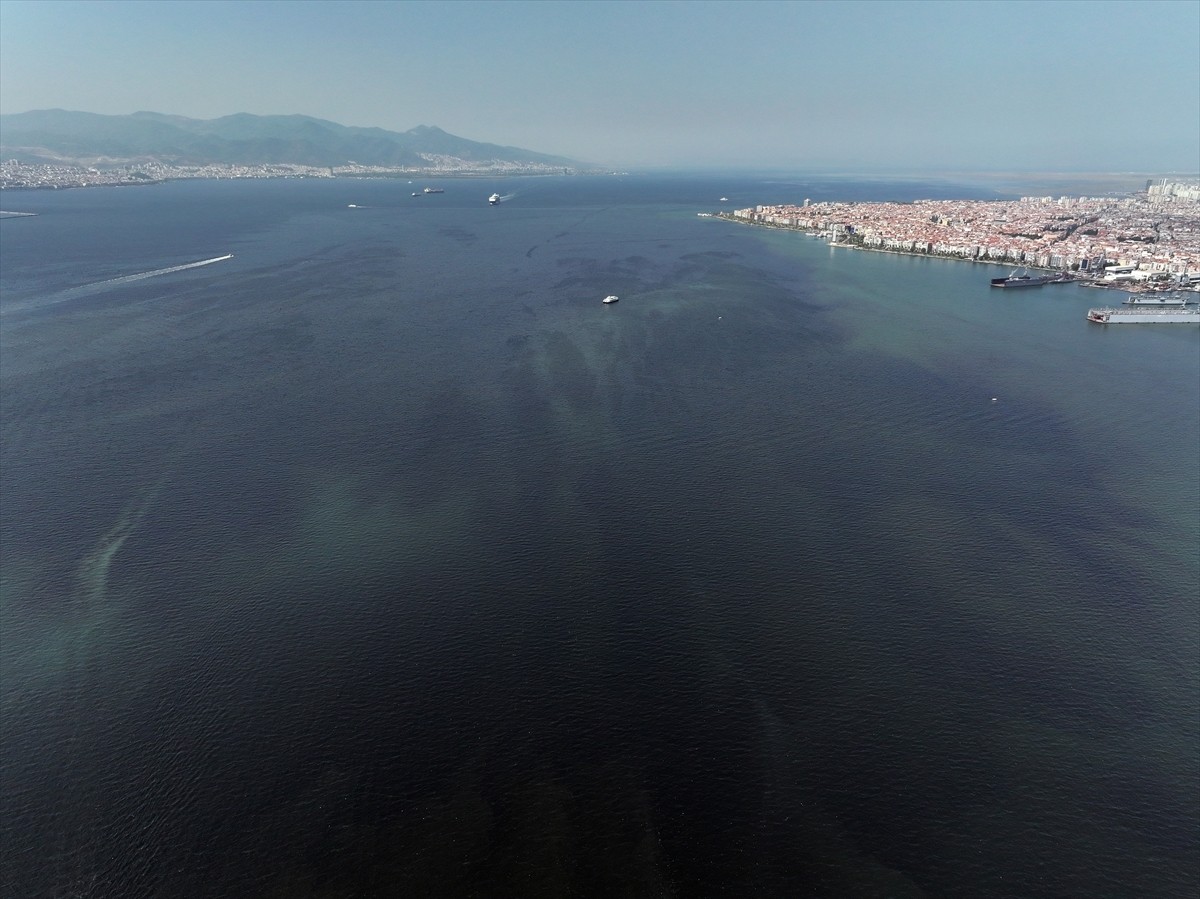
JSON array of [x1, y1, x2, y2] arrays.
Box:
[[82, 254, 234, 289]]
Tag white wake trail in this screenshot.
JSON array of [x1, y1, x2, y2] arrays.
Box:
[[1, 253, 235, 316], [84, 253, 234, 289]]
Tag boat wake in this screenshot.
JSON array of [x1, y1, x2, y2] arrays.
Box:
[[1, 253, 234, 316], [78, 253, 234, 290]]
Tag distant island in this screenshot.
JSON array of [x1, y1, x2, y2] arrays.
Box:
[[0, 110, 596, 189]]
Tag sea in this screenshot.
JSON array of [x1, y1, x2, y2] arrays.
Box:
[[1, 173, 1197, 898]]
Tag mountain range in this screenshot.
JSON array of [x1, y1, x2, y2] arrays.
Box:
[[0, 110, 583, 170]]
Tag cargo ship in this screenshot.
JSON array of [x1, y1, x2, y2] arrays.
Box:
[[423, 187, 444, 194], [1087, 307, 1200, 324]]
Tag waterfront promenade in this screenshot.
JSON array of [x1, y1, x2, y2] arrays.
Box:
[[720, 182, 1200, 288]]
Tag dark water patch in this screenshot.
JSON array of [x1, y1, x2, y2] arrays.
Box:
[[680, 249, 742, 260], [540, 332, 599, 413], [439, 226, 478, 244]]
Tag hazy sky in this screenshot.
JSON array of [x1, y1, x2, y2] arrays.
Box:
[[1, 0, 1197, 171]]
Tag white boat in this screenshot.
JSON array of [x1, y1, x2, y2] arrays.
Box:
[[488, 193, 501, 205], [603, 295, 619, 304]]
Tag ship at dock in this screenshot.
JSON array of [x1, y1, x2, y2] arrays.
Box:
[[1087, 306, 1200, 324], [1123, 293, 1191, 306], [990, 268, 1069, 288]]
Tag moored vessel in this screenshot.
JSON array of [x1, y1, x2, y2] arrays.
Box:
[[1087, 307, 1200, 324], [990, 268, 1065, 288], [1123, 293, 1190, 306]]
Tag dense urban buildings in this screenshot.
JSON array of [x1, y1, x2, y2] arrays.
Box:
[[723, 180, 1200, 286], [0, 156, 571, 189]]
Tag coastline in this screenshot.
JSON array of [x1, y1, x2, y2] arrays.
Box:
[[716, 215, 1057, 271], [0, 163, 591, 192], [713, 204, 1200, 292]]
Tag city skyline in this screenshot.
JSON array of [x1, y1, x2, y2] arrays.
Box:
[[1, 0, 1197, 172]]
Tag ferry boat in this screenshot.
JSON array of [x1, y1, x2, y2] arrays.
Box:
[[603, 295, 619, 304], [488, 193, 501, 205], [1087, 307, 1200, 324]]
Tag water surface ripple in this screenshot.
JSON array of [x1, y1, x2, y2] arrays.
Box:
[[1, 175, 1197, 898]]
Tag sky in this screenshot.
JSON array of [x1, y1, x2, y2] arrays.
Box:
[[1, 0, 1197, 172]]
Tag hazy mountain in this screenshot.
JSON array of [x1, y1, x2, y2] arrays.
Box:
[[0, 110, 582, 169]]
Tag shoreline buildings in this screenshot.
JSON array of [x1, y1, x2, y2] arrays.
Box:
[[0, 158, 577, 190], [722, 182, 1200, 286]]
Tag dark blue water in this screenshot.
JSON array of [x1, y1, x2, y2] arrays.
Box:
[[2, 174, 1197, 898]]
